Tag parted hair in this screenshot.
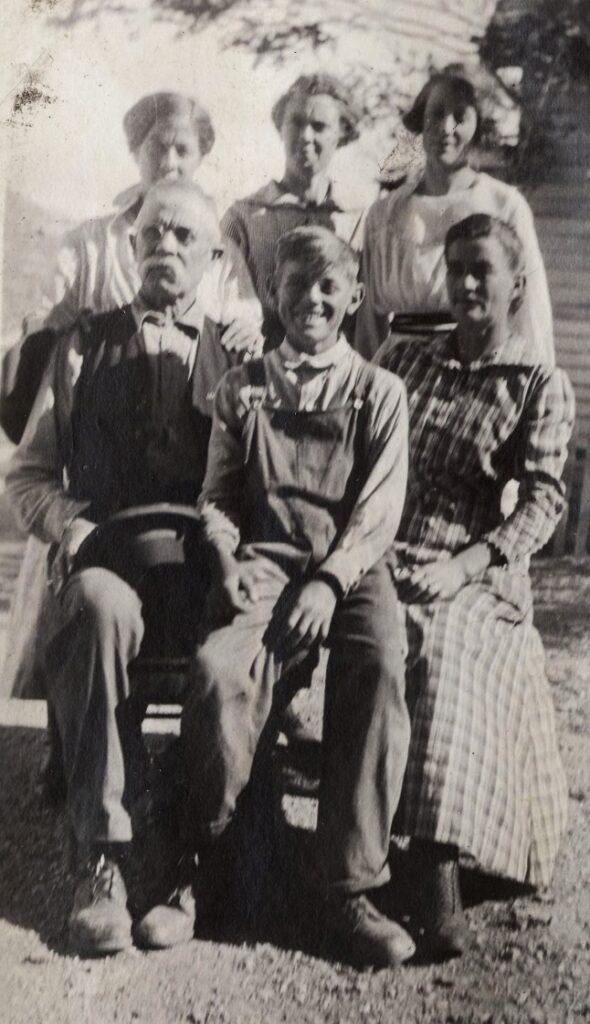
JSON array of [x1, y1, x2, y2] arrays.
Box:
[[274, 226, 360, 284], [444, 214, 525, 273], [123, 92, 215, 157], [271, 74, 361, 147]]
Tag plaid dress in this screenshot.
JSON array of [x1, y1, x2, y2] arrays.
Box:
[[376, 332, 576, 886]]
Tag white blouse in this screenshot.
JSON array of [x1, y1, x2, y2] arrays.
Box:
[[355, 172, 554, 365]]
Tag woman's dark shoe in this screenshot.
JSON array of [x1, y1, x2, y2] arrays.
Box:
[[326, 892, 416, 968], [412, 840, 470, 958], [68, 844, 133, 956]]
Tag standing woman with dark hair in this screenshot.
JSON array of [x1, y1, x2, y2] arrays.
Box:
[[355, 68, 554, 364], [222, 73, 365, 348]]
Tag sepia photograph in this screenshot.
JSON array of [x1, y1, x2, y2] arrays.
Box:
[[0, 0, 589, 1021]]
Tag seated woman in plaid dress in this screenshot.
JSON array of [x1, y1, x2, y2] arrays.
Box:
[[376, 213, 575, 958]]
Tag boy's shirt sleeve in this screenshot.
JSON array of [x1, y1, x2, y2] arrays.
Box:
[[319, 369, 408, 593], [197, 368, 247, 556]]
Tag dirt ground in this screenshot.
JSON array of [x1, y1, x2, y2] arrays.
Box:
[[0, 503, 588, 1024]]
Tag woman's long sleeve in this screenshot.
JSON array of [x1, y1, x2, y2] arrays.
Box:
[[485, 368, 575, 562]]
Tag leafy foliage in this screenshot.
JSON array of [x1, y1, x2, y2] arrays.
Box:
[[481, 0, 590, 181]]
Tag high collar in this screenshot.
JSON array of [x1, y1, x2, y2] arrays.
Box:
[[279, 334, 350, 370], [248, 178, 343, 213]]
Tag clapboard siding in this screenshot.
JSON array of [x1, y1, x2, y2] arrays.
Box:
[[531, 180, 590, 444]]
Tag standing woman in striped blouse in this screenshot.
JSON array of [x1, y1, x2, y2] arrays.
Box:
[[376, 214, 574, 959], [357, 67, 554, 365], [222, 74, 365, 349]]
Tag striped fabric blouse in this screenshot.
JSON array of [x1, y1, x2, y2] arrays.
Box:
[[375, 332, 575, 566]]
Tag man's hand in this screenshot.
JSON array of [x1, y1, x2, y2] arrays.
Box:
[[220, 319, 264, 359], [50, 517, 97, 595], [277, 579, 338, 659], [396, 558, 467, 604]]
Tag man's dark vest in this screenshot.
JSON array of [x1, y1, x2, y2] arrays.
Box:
[[67, 306, 212, 523]]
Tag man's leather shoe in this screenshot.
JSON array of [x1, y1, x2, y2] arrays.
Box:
[[69, 845, 133, 955]]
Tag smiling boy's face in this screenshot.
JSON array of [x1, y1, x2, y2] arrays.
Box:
[[274, 258, 363, 355], [446, 234, 523, 332]]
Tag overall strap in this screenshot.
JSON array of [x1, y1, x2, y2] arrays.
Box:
[[351, 357, 379, 408], [244, 357, 267, 390]]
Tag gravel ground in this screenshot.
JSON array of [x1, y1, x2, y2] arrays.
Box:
[[0, 523, 588, 1023]]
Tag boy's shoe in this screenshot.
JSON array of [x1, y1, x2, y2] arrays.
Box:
[[327, 892, 416, 968], [134, 853, 196, 950], [411, 840, 470, 958], [68, 845, 133, 955]]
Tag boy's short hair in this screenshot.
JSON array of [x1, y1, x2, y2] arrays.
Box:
[[444, 213, 525, 274], [271, 74, 361, 147], [274, 226, 360, 285]]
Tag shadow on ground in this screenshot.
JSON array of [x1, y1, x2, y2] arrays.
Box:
[[0, 726, 72, 951], [0, 722, 330, 960]]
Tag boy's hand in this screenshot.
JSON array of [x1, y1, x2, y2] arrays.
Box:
[[50, 517, 96, 595], [396, 559, 467, 604], [209, 558, 269, 619], [279, 580, 338, 658], [220, 319, 264, 359]]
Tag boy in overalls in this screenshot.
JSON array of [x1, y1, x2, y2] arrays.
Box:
[[182, 226, 413, 967]]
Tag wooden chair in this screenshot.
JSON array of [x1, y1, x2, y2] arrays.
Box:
[[542, 444, 590, 557], [41, 505, 317, 805]]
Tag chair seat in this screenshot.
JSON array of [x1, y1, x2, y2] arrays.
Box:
[[129, 657, 192, 706]]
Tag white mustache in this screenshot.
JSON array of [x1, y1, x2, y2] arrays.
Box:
[[144, 256, 180, 272]]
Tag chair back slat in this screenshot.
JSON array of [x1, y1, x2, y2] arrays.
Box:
[[548, 443, 590, 557]]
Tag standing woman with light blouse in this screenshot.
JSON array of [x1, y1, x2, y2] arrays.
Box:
[[2, 92, 263, 707], [355, 67, 554, 365]]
